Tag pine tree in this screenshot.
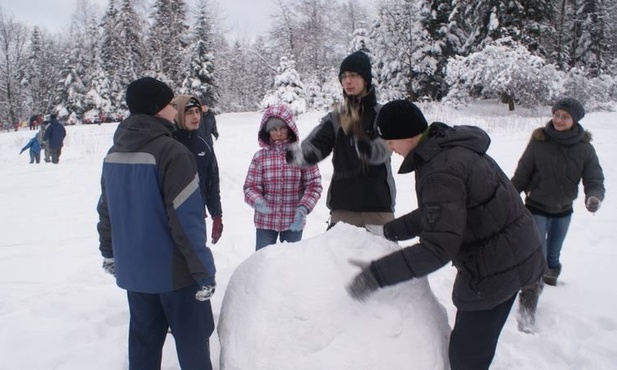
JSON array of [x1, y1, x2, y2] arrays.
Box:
[[182, 0, 219, 107], [261, 56, 306, 115], [147, 0, 189, 87]]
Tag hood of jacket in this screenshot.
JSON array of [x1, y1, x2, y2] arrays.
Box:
[[112, 114, 175, 152], [399, 122, 491, 174], [258, 105, 300, 148]]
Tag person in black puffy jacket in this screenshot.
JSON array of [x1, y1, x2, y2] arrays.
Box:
[[346, 100, 545, 370]]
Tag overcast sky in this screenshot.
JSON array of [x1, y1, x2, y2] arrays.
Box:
[[2, 0, 374, 40]]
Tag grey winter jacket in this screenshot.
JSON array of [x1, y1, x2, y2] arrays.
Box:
[[373, 122, 545, 311], [511, 122, 605, 216]]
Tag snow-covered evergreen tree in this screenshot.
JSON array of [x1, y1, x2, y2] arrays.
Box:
[[261, 56, 306, 115], [182, 0, 219, 107], [147, 0, 189, 87]]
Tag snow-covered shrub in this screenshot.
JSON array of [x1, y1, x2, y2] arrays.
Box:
[[444, 37, 563, 110]]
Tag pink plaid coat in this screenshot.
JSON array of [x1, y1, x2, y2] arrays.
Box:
[[244, 105, 322, 231]]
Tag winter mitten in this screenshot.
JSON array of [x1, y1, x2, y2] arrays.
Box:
[[586, 196, 601, 213], [285, 143, 306, 166], [254, 199, 272, 214], [365, 224, 385, 238], [102, 257, 115, 276], [289, 206, 308, 231], [195, 284, 216, 301], [355, 138, 372, 159], [346, 262, 380, 301], [211, 215, 223, 244]]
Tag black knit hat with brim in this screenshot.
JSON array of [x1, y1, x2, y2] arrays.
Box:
[[339, 51, 372, 88], [377, 100, 428, 140], [126, 77, 174, 115], [552, 97, 585, 123]]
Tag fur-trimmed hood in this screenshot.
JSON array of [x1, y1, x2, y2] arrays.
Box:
[[532, 121, 592, 145]]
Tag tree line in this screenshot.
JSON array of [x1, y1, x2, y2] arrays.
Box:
[[1, 0, 615, 124]]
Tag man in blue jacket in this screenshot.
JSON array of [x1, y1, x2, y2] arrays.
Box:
[[42, 114, 66, 164], [97, 77, 217, 370]]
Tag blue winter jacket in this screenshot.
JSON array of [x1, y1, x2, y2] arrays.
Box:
[[21, 137, 41, 155], [42, 119, 66, 149], [97, 114, 216, 293]]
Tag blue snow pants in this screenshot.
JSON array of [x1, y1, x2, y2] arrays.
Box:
[[448, 293, 517, 370], [127, 283, 214, 370]]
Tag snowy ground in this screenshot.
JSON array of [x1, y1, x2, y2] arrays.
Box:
[[0, 100, 615, 369]]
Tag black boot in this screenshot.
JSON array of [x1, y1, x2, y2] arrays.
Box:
[[517, 280, 544, 334], [543, 265, 562, 286]]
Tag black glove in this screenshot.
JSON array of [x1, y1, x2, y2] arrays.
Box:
[[586, 196, 601, 213], [195, 284, 216, 301], [102, 257, 115, 276], [346, 262, 380, 301], [356, 138, 372, 159]]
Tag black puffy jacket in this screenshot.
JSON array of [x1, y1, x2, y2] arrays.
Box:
[[373, 122, 545, 311]]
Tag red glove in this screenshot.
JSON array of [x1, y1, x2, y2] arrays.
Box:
[[211, 215, 223, 244]]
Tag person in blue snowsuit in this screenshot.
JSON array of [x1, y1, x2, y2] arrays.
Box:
[[19, 136, 41, 164]]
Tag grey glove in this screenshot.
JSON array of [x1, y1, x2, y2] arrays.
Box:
[[289, 206, 308, 231], [346, 260, 380, 301], [254, 199, 272, 214], [102, 257, 115, 276], [586, 196, 601, 213], [195, 285, 216, 301], [365, 224, 384, 238]]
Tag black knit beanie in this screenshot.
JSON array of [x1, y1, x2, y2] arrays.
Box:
[[339, 51, 372, 87], [377, 100, 428, 140], [126, 77, 174, 115], [552, 97, 585, 123]]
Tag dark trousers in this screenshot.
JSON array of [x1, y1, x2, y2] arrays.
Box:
[[50, 147, 62, 164], [255, 228, 302, 250], [29, 151, 40, 164], [127, 284, 214, 370], [449, 293, 517, 370]]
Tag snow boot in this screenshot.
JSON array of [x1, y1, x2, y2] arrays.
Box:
[[543, 265, 562, 286], [517, 280, 544, 334]]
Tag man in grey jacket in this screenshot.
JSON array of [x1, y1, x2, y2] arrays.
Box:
[[346, 100, 545, 370]]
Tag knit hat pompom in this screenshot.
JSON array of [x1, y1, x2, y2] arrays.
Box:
[[552, 97, 585, 123], [339, 51, 372, 88], [126, 77, 174, 115], [377, 100, 428, 140]]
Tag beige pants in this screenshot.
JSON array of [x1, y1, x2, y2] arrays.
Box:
[[329, 210, 395, 229]]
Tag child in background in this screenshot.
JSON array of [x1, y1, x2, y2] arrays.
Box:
[[19, 136, 41, 164], [244, 105, 323, 250]]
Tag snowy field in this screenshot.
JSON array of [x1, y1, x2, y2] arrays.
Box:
[[0, 100, 615, 369]]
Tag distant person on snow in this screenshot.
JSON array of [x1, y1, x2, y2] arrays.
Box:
[[96, 77, 217, 370], [244, 104, 322, 250], [198, 98, 219, 147], [19, 135, 42, 164], [42, 114, 66, 164], [346, 100, 545, 369], [173, 94, 224, 245]]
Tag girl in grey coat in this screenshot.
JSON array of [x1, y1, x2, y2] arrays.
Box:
[[511, 97, 605, 286]]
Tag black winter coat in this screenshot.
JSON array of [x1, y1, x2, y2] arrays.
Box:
[[373, 122, 545, 311], [511, 122, 605, 216], [299, 88, 396, 213], [174, 129, 222, 218]]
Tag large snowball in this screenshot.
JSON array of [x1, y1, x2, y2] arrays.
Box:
[[218, 223, 450, 370]]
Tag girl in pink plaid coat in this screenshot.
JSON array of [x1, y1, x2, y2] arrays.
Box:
[[244, 105, 323, 250]]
